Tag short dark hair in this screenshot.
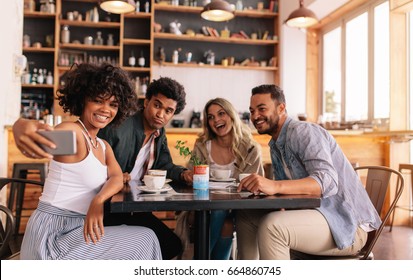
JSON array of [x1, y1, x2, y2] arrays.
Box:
[[146, 77, 187, 114], [57, 63, 138, 126], [251, 84, 286, 104]]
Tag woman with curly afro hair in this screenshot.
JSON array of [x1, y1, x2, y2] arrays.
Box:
[[20, 63, 162, 259]]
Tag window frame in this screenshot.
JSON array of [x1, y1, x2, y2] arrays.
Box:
[[319, 0, 389, 124]]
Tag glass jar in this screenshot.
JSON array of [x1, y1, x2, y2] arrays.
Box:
[[23, 34, 31, 48], [61, 25, 70, 44], [107, 34, 114, 46], [94, 31, 104, 45]]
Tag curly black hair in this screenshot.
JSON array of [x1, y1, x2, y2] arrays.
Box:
[[145, 77, 187, 114], [57, 63, 138, 126]]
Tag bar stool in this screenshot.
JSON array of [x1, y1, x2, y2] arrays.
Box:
[[389, 164, 413, 231], [7, 162, 48, 235]]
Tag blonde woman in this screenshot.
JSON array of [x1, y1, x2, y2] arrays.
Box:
[[190, 98, 264, 259]]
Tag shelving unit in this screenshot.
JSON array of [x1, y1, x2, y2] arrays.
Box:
[[21, 0, 279, 118]]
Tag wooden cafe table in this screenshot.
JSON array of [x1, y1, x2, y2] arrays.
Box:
[[110, 181, 321, 260]]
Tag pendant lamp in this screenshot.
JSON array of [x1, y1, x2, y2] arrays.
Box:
[[285, 0, 318, 28], [99, 0, 136, 14], [201, 0, 235, 22]]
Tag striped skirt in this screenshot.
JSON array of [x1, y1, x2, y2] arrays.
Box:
[[20, 202, 162, 260]]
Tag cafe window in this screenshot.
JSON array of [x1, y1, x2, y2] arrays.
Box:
[[409, 11, 413, 162], [321, 0, 389, 124]]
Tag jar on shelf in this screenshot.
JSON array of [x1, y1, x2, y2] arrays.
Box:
[[23, 34, 31, 48], [61, 25, 70, 44]]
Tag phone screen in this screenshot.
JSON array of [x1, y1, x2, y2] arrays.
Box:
[[37, 130, 77, 155]]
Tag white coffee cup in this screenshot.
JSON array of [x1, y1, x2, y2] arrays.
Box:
[[211, 169, 231, 179], [239, 173, 251, 181], [143, 175, 166, 190], [148, 169, 167, 177]]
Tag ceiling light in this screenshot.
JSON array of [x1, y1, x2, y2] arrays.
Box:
[[99, 0, 136, 14], [285, 0, 318, 28], [201, 0, 235, 22]]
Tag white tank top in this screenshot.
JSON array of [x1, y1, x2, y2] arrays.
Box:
[[206, 140, 235, 177], [40, 135, 107, 215]]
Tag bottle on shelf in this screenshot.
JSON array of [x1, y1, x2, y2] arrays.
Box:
[[236, 0, 243, 11], [129, 51, 136, 67], [61, 25, 70, 44], [94, 31, 104, 45], [31, 68, 38, 84], [37, 69, 44, 84], [135, 0, 140, 12], [46, 71, 53, 85], [145, 0, 150, 13], [49, 0, 56, 13], [93, 7, 99, 23], [172, 50, 179, 64], [107, 34, 114, 46], [138, 51, 145, 67]]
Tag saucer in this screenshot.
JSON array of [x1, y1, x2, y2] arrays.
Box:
[[137, 185, 172, 194], [210, 177, 236, 182]]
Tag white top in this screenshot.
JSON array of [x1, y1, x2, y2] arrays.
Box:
[[40, 136, 107, 215], [129, 138, 152, 181], [206, 140, 235, 177]]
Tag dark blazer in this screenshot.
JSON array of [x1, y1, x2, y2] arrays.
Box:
[[98, 111, 186, 182]]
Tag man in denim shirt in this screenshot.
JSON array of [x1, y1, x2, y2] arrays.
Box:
[[236, 84, 381, 259]]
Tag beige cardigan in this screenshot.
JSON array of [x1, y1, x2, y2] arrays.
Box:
[[189, 138, 265, 179]]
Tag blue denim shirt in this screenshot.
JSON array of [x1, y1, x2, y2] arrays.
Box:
[[269, 117, 381, 249]]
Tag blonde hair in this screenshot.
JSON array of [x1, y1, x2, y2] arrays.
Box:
[[199, 98, 255, 163]]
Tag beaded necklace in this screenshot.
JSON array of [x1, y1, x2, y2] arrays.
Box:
[[77, 119, 99, 149]]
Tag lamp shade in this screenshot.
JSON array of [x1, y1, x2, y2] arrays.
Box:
[[99, 0, 136, 14], [285, 0, 318, 28], [201, 0, 235, 22]]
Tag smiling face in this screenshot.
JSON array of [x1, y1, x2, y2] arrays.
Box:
[[143, 93, 177, 132], [206, 103, 233, 137], [249, 93, 286, 139], [80, 95, 119, 131]]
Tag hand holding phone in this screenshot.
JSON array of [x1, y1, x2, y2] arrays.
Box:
[[37, 130, 77, 155]]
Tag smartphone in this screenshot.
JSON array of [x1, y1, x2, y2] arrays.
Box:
[[37, 130, 77, 155]]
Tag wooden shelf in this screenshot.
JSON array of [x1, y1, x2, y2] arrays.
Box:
[[153, 61, 277, 71], [23, 47, 55, 53], [22, 84, 54, 89], [123, 12, 152, 19], [59, 43, 120, 51], [59, 20, 121, 28], [123, 38, 152, 45], [153, 4, 278, 18], [122, 66, 151, 72], [154, 32, 277, 45], [24, 11, 56, 19]]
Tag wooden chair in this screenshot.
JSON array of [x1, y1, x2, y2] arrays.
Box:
[[389, 164, 413, 231], [291, 166, 404, 260], [0, 177, 44, 260]]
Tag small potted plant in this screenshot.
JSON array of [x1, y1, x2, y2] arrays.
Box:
[[175, 140, 209, 189]]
